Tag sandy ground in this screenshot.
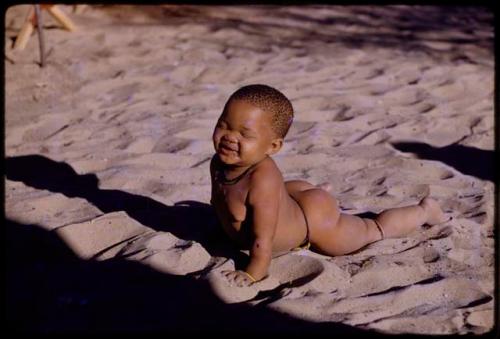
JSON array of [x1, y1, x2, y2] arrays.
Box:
[[4, 5, 495, 335]]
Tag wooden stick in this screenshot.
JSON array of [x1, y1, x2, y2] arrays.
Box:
[[47, 5, 77, 32], [34, 4, 46, 67], [13, 6, 35, 50]]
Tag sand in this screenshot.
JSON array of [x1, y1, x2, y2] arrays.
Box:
[[5, 5, 495, 335]]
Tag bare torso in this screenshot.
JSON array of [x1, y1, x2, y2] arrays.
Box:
[[210, 155, 308, 253]]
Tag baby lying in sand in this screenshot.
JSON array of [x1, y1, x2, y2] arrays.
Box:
[[210, 84, 448, 287]]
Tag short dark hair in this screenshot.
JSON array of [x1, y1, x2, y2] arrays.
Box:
[[226, 84, 294, 138]]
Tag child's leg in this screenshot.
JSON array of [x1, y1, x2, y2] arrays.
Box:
[[312, 197, 447, 256], [317, 214, 382, 256], [374, 197, 448, 238]]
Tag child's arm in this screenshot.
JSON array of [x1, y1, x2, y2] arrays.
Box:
[[244, 168, 281, 281]]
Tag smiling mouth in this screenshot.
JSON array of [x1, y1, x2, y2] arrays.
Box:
[[219, 144, 238, 156], [220, 143, 238, 152]]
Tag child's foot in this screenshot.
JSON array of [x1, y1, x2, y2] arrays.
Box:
[[419, 197, 449, 225]]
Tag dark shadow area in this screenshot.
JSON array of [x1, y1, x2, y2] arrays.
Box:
[[357, 211, 378, 219], [391, 141, 495, 182], [5, 154, 247, 263], [4, 155, 379, 334], [96, 5, 493, 62], [5, 218, 387, 335]]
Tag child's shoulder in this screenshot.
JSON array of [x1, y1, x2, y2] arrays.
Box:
[[247, 157, 283, 203], [249, 156, 282, 184]]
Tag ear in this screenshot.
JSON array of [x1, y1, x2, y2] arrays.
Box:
[[266, 137, 283, 155]]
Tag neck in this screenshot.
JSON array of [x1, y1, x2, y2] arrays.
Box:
[[224, 162, 250, 173], [217, 156, 267, 184]]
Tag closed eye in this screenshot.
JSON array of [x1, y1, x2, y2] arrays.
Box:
[[241, 127, 257, 138]]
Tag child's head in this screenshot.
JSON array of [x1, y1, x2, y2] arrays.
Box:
[[226, 84, 294, 139], [213, 84, 294, 166]]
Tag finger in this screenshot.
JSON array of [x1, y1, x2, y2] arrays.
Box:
[[241, 279, 252, 287], [238, 275, 251, 287], [221, 271, 233, 278], [236, 277, 245, 287]]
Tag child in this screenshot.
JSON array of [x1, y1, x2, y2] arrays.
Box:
[[210, 84, 448, 287]]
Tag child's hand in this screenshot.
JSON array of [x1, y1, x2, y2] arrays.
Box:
[[221, 270, 256, 287]]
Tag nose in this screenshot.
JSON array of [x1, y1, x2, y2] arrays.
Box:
[[222, 131, 238, 143]]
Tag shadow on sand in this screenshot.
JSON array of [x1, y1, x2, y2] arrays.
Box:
[[5, 154, 385, 335], [5, 154, 241, 259], [7, 217, 382, 335], [391, 141, 495, 182], [99, 5, 493, 61]]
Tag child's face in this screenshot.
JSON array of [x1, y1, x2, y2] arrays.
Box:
[[213, 99, 282, 167]]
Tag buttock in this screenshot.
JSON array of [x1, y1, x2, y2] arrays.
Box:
[[291, 188, 341, 247]]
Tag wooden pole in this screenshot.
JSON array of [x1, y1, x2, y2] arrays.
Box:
[[34, 5, 46, 67], [46, 5, 77, 31], [13, 6, 35, 50], [13, 5, 77, 52]]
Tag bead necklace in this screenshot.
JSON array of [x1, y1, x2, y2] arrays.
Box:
[[217, 164, 256, 185]]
